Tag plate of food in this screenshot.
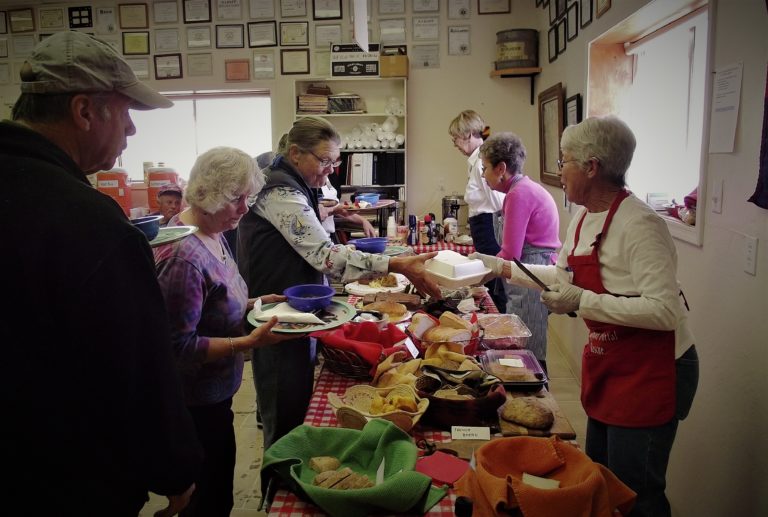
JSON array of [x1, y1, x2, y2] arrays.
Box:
[[246, 300, 356, 334], [344, 273, 410, 296]]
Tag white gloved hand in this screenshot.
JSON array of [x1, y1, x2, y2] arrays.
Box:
[[540, 283, 583, 315], [468, 252, 505, 277]]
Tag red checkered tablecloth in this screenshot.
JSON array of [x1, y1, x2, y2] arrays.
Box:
[[410, 242, 475, 255]]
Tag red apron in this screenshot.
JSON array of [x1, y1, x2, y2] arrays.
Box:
[[568, 190, 676, 427]]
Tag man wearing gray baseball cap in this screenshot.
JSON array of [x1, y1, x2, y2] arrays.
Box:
[[0, 31, 203, 516]]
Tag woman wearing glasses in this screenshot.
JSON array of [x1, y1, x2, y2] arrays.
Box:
[[237, 116, 441, 450], [477, 132, 561, 372], [472, 116, 698, 517], [154, 146, 292, 516]]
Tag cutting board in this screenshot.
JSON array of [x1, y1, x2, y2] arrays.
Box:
[[498, 389, 576, 439]]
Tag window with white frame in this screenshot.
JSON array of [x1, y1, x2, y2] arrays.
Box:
[[120, 91, 272, 181]]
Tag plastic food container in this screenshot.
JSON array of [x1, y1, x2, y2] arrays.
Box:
[[478, 313, 532, 350], [481, 349, 547, 391]]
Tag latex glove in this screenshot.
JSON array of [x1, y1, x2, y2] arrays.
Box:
[[540, 283, 583, 315], [468, 252, 505, 277]]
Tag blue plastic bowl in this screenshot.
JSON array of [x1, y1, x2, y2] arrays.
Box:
[[348, 237, 387, 253], [283, 284, 335, 312], [356, 193, 381, 205], [130, 214, 164, 241]]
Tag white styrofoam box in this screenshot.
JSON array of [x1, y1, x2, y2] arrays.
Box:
[[425, 250, 486, 278]]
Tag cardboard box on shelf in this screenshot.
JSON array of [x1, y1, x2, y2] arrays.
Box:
[[380, 55, 409, 78]]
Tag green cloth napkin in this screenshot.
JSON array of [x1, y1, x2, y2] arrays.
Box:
[[262, 419, 448, 517]]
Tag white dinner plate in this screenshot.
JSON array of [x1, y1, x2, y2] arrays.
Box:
[[344, 273, 410, 296]]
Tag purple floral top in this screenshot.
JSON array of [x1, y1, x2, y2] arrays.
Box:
[[154, 216, 248, 407]]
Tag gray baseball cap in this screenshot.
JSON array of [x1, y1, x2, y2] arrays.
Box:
[[19, 31, 172, 110]]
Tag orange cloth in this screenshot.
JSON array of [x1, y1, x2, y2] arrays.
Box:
[[455, 436, 636, 517]]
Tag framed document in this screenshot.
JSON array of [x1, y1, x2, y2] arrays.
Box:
[[68, 6, 93, 28], [184, 0, 212, 23], [0, 38, 7, 58], [225, 58, 250, 81], [248, 21, 277, 47], [249, 0, 276, 18], [155, 28, 180, 51], [314, 50, 330, 76], [280, 0, 307, 18], [39, 8, 66, 30], [379, 18, 405, 45], [413, 17, 438, 41], [280, 21, 308, 46], [547, 25, 557, 63], [216, 24, 244, 48], [153, 1, 179, 23], [187, 25, 212, 48], [119, 3, 149, 29], [314, 23, 341, 49], [379, 0, 405, 14], [313, 0, 342, 20], [580, 0, 593, 28], [478, 0, 510, 15], [154, 53, 183, 79], [252, 50, 275, 79], [413, 0, 439, 12], [125, 57, 150, 79], [280, 48, 309, 75], [565, 93, 582, 127], [566, 2, 578, 41], [0, 12, 7, 35], [556, 18, 566, 54], [95, 7, 117, 34], [188, 53, 213, 76], [538, 82, 564, 187], [122, 31, 150, 54], [596, 0, 610, 18], [13, 35, 36, 57], [448, 0, 470, 19], [448, 25, 470, 55], [216, 0, 243, 20], [412, 44, 439, 68], [9, 8, 34, 33]]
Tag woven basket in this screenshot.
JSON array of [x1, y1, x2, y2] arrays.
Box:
[[327, 384, 429, 433], [319, 344, 382, 380]]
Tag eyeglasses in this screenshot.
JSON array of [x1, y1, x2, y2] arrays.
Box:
[[227, 193, 257, 208], [556, 158, 580, 170], [304, 148, 342, 169]]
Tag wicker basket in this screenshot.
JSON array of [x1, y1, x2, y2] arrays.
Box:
[[327, 384, 429, 433], [319, 344, 383, 380]]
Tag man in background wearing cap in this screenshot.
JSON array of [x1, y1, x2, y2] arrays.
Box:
[[0, 31, 202, 516], [153, 183, 184, 227]]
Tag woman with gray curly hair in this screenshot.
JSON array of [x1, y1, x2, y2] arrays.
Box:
[[472, 116, 698, 517], [477, 132, 560, 371], [155, 146, 292, 516]]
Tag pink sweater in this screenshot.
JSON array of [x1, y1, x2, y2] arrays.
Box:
[[498, 176, 561, 260]]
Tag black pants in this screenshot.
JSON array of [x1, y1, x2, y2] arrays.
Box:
[[468, 212, 506, 310], [181, 398, 236, 517]]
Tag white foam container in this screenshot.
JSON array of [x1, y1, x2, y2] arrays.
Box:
[[425, 250, 486, 278]]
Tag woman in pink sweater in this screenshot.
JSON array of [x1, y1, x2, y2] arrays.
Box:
[[479, 132, 561, 370]]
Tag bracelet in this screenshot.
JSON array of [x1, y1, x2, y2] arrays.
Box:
[[228, 336, 235, 357]]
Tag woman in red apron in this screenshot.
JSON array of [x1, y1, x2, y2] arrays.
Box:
[[472, 116, 698, 517]]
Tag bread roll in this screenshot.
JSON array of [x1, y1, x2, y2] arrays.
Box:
[[438, 311, 473, 331], [316, 467, 353, 488], [407, 313, 437, 339], [422, 326, 471, 343], [309, 456, 341, 473]]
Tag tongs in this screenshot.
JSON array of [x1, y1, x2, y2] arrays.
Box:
[[511, 257, 577, 318]]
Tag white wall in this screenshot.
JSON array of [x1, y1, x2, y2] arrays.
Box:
[[2, 0, 767, 514]]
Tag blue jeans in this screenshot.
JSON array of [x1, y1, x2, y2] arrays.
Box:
[[585, 346, 699, 517]]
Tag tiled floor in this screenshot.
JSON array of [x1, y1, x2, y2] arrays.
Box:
[[139, 332, 586, 516]]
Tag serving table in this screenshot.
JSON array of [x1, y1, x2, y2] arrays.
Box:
[[266, 294, 574, 516]]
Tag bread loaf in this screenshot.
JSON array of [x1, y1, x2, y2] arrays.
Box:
[[438, 311, 473, 331], [422, 326, 471, 343], [407, 313, 437, 339], [501, 397, 554, 429]]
